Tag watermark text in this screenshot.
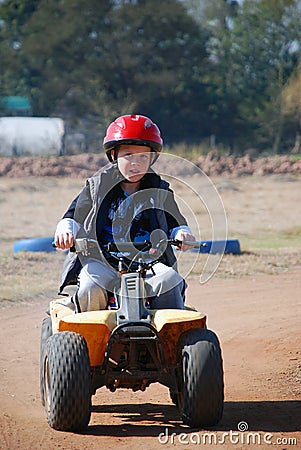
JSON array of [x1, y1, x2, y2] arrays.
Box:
[[158, 422, 298, 446]]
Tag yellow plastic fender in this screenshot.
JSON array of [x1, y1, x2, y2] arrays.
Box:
[[50, 300, 206, 367], [151, 309, 207, 365]]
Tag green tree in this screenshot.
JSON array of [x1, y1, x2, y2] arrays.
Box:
[[201, 0, 301, 152], [0, 0, 42, 95], [282, 62, 301, 152], [98, 0, 209, 142], [3, 0, 300, 151], [19, 0, 112, 116], [1, 0, 209, 144]]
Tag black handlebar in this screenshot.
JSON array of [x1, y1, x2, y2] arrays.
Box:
[[53, 238, 207, 253], [105, 239, 206, 252]]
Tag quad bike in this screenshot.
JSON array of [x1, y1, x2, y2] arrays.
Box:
[[40, 238, 224, 431]]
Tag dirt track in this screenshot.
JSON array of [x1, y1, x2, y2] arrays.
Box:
[[0, 172, 300, 449], [0, 272, 300, 450]]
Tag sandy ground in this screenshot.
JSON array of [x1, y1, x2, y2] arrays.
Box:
[[0, 174, 300, 449], [0, 274, 300, 450]]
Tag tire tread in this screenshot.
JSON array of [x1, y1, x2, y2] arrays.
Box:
[[44, 331, 91, 431]]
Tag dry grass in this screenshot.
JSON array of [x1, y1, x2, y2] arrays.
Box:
[[1, 174, 301, 306], [1, 246, 300, 307], [0, 251, 66, 306]]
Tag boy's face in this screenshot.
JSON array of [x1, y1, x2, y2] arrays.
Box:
[[116, 145, 152, 183]]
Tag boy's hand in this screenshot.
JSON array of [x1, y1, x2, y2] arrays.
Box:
[[55, 232, 74, 250], [174, 230, 196, 251], [54, 218, 80, 250]]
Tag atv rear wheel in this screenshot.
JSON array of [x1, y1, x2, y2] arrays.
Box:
[[178, 328, 224, 428], [43, 331, 91, 431], [40, 317, 52, 406]]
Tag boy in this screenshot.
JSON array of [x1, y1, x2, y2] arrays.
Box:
[[54, 114, 195, 312]]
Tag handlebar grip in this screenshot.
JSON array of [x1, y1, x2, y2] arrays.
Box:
[[170, 239, 207, 248], [182, 240, 207, 248], [51, 241, 76, 252]]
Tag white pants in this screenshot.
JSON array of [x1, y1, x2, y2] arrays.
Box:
[[75, 258, 185, 312]]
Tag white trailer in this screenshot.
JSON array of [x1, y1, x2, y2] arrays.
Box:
[[0, 117, 65, 156]]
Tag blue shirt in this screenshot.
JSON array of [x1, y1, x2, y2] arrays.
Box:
[[100, 188, 151, 245]]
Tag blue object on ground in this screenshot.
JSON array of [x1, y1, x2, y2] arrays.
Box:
[[13, 237, 241, 255], [13, 237, 56, 253], [191, 239, 241, 255]]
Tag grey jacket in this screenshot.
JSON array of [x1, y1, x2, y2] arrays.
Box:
[[58, 165, 187, 293]]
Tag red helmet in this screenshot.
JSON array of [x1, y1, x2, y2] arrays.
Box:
[[103, 114, 163, 162]]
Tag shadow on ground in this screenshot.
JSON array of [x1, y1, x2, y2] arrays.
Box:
[[81, 400, 300, 437]]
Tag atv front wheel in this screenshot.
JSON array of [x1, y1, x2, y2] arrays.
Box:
[[40, 316, 52, 406], [178, 328, 224, 428], [43, 331, 91, 431]]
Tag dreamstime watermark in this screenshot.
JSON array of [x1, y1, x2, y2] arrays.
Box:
[[157, 421, 298, 446], [75, 153, 228, 289]]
